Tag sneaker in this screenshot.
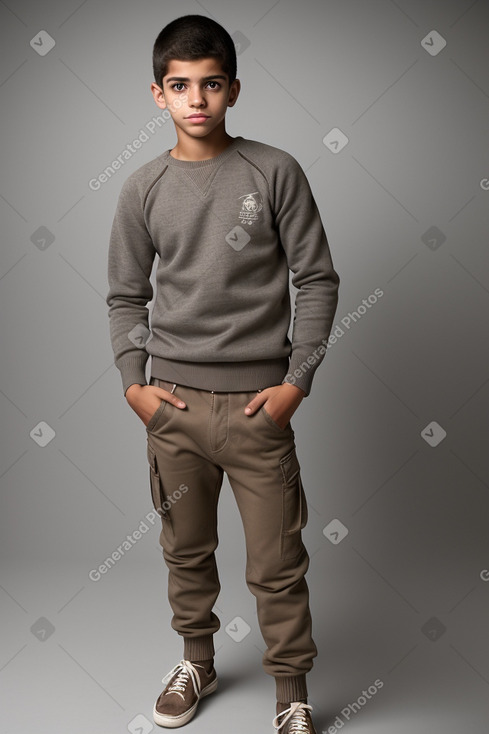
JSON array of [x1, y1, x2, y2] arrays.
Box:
[[272, 701, 317, 734], [153, 659, 218, 728]]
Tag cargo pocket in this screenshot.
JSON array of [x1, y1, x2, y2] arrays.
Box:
[[147, 442, 172, 529], [279, 447, 308, 560]]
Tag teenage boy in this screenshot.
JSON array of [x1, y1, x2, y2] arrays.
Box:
[[107, 14, 339, 734]]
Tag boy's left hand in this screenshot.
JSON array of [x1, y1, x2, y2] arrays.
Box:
[[244, 383, 306, 430]]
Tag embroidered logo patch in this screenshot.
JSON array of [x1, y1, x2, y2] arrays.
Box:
[[238, 192, 263, 225]]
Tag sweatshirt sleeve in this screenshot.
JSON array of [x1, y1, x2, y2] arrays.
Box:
[[106, 176, 157, 395], [272, 153, 340, 395]]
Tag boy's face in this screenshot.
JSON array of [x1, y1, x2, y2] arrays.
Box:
[[150, 58, 240, 142]]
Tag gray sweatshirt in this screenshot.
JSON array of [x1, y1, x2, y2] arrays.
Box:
[[107, 136, 339, 396]]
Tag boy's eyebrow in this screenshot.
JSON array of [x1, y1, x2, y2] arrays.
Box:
[[165, 75, 228, 83]]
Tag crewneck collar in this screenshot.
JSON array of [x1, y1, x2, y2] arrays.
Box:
[[163, 136, 243, 168]]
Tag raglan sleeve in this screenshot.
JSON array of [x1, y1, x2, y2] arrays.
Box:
[[106, 176, 157, 396], [272, 153, 340, 396]]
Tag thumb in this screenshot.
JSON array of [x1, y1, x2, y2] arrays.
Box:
[[244, 391, 267, 415], [155, 387, 186, 409]]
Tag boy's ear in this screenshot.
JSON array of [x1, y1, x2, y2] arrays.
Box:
[[150, 82, 167, 110], [227, 78, 241, 108]]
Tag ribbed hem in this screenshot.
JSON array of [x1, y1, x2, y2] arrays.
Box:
[[275, 674, 308, 703], [182, 634, 215, 661], [151, 356, 289, 393]]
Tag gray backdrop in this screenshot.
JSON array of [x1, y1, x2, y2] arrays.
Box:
[[1, 1, 488, 732]]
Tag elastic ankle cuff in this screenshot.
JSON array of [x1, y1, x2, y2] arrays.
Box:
[[183, 634, 215, 661], [275, 674, 308, 703]]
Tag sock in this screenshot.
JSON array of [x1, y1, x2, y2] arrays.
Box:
[[191, 657, 214, 675], [276, 698, 307, 715]]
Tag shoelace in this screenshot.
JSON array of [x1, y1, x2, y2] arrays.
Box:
[[162, 659, 202, 702], [272, 702, 314, 733]]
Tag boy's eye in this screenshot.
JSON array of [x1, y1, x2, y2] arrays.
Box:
[[206, 81, 220, 90], [172, 83, 186, 92]]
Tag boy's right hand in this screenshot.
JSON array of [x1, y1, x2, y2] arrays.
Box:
[[125, 384, 186, 427]]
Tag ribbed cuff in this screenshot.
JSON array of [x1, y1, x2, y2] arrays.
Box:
[[275, 674, 308, 703], [283, 361, 319, 396], [183, 634, 215, 661], [117, 355, 149, 396]]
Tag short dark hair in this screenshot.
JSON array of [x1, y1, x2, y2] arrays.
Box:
[[153, 15, 237, 88]]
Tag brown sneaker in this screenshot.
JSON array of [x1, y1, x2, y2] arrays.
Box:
[[153, 659, 217, 728], [272, 702, 317, 734]]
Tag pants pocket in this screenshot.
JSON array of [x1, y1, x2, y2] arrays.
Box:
[[145, 399, 168, 433], [261, 405, 290, 432], [146, 378, 177, 433], [147, 442, 172, 529], [279, 447, 308, 560]]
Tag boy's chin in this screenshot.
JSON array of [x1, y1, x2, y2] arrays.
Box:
[[180, 125, 219, 139]]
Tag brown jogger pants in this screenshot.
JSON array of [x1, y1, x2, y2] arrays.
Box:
[[145, 378, 317, 703]]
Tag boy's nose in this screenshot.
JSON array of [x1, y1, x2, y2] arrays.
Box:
[[189, 85, 205, 106]]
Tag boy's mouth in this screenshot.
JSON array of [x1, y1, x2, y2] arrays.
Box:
[[186, 113, 210, 119]]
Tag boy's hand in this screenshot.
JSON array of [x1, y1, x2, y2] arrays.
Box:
[[244, 383, 306, 430], [125, 384, 186, 427]]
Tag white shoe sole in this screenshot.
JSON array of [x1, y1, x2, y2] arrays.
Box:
[[153, 676, 218, 728]]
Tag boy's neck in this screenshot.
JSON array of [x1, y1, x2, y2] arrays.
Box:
[[169, 128, 235, 162]]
